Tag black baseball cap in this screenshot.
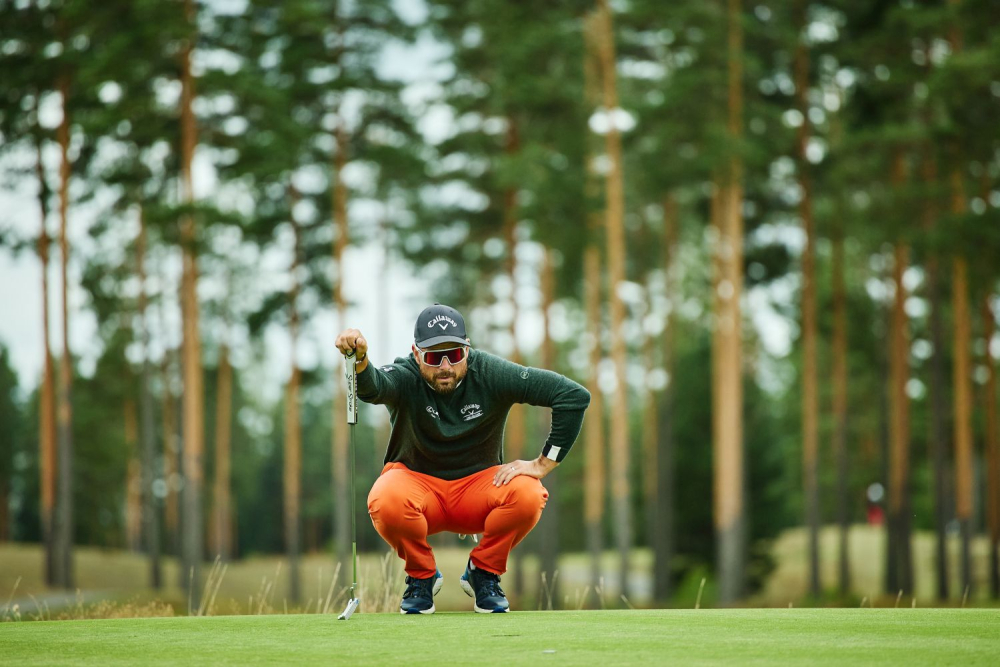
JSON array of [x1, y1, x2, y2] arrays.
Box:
[[414, 304, 469, 348]]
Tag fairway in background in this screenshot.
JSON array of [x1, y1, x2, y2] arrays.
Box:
[[3, 525, 1000, 619]]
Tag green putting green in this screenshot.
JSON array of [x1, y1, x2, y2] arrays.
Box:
[[2, 609, 997, 666]]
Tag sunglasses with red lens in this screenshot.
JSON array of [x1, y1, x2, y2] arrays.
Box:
[[419, 346, 467, 367]]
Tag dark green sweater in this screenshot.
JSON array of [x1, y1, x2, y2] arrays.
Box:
[[356, 349, 591, 480]]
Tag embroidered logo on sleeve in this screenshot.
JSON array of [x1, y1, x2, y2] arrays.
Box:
[[520, 370, 528, 379], [461, 403, 484, 421], [381, 365, 395, 372], [425, 406, 439, 419]]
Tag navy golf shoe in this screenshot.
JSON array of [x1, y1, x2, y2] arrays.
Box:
[[400, 570, 443, 615], [460, 559, 509, 613]]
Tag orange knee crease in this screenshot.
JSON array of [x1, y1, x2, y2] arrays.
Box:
[[500, 483, 548, 514], [369, 503, 433, 544]]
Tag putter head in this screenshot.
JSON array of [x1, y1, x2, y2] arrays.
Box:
[[337, 597, 360, 620]]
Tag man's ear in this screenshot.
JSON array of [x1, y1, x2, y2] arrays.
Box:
[[411, 344, 419, 362]]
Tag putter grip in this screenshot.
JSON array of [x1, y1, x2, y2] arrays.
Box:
[[345, 352, 358, 425]]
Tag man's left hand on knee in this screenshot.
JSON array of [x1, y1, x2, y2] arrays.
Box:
[[493, 456, 557, 487]]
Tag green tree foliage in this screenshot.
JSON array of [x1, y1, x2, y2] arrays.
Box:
[[410, 1, 591, 310]]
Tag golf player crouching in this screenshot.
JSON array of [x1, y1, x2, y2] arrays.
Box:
[[334, 304, 590, 614]]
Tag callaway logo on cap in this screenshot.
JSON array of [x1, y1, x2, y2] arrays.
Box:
[[414, 303, 469, 348]]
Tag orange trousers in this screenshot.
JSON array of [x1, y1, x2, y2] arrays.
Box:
[[367, 462, 548, 579]]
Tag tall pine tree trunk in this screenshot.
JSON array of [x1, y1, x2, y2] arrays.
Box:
[[794, 3, 820, 596], [582, 19, 606, 605], [137, 214, 161, 588], [713, 0, 746, 604], [878, 270, 893, 594], [827, 85, 851, 598], [983, 296, 999, 598], [36, 138, 58, 584], [947, 0, 973, 600], [179, 0, 205, 609], [212, 344, 232, 562], [951, 171, 973, 597], [54, 72, 75, 589], [888, 205, 913, 595], [831, 224, 851, 596], [952, 269, 973, 590], [594, 0, 632, 601], [652, 195, 678, 602], [285, 190, 303, 603], [331, 121, 351, 571], [922, 154, 950, 600], [537, 249, 560, 607]]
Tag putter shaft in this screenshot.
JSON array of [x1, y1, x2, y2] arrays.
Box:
[[339, 351, 360, 620]]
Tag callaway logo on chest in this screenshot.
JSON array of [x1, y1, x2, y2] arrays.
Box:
[[427, 314, 457, 330], [460, 403, 483, 421]]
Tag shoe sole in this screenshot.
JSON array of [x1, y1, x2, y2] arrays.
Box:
[[399, 574, 444, 615], [459, 577, 509, 613], [400, 604, 436, 615]]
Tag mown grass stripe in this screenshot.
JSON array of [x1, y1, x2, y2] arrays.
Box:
[[2, 609, 998, 666]]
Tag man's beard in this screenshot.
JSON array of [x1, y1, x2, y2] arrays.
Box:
[[423, 368, 464, 394]]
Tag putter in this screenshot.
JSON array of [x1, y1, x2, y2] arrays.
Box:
[[338, 351, 360, 621]]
